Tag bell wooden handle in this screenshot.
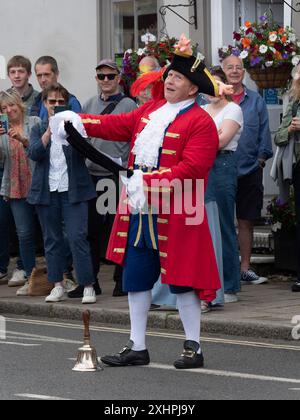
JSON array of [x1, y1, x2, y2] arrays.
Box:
[[83, 310, 91, 341]]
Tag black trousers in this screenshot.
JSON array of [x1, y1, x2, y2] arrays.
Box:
[[293, 163, 300, 281], [88, 175, 123, 285]]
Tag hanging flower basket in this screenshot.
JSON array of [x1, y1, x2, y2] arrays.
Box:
[[248, 64, 293, 89], [219, 13, 300, 90]]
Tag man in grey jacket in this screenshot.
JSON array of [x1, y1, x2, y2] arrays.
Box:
[[68, 59, 137, 299]]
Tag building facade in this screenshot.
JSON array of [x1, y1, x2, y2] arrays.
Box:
[[0, 0, 298, 104]]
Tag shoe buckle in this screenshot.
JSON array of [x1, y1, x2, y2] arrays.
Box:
[[182, 349, 196, 359]]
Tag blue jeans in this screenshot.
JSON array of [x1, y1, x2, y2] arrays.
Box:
[[0, 194, 11, 274], [36, 192, 94, 285], [212, 154, 241, 294], [63, 227, 73, 274], [9, 199, 36, 278]]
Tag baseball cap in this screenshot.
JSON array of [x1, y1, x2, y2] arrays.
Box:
[[96, 59, 120, 73]]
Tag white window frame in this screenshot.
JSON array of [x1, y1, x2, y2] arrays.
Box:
[[111, 0, 160, 54]]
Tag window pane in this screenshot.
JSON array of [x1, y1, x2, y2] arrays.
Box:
[[113, 1, 135, 54], [137, 0, 158, 48]]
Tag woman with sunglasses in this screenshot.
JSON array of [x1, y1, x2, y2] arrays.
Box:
[[27, 83, 97, 304]]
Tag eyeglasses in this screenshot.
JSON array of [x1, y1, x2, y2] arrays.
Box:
[[47, 99, 66, 105], [97, 73, 118, 81], [224, 65, 244, 72]]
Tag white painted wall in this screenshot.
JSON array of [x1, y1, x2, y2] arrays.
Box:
[[163, 0, 190, 39], [210, 0, 236, 65], [0, 0, 99, 105]]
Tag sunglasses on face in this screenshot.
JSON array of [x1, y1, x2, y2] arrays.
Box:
[[97, 73, 118, 81], [47, 99, 66, 105]]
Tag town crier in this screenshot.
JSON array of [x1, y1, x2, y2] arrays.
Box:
[[75, 35, 232, 369]]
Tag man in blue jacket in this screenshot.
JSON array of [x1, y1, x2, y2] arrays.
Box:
[[31, 56, 81, 121], [222, 55, 273, 299]]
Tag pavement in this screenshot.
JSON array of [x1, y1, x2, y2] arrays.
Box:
[[0, 261, 299, 342]]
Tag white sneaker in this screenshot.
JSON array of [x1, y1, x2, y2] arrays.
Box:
[[224, 293, 239, 304], [8, 269, 27, 287], [82, 287, 97, 304], [63, 278, 77, 293], [16, 281, 30, 296], [45, 286, 66, 303]]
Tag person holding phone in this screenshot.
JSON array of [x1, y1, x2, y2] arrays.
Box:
[[0, 90, 40, 293], [27, 84, 97, 304]]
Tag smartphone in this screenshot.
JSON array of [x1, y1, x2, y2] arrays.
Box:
[[54, 106, 69, 114], [0, 114, 9, 134]]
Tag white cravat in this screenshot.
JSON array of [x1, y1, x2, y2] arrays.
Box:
[[132, 99, 195, 170], [124, 99, 195, 210]]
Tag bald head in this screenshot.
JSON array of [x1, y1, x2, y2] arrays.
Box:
[[139, 56, 160, 74], [222, 55, 245, 89]]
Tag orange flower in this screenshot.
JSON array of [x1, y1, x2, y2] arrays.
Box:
[[275, 51, 283, 60], [281, 35, 287, 43], [245, 21, 252, 28], [242, 38, 251, 48], [278, 28, 285, 35]]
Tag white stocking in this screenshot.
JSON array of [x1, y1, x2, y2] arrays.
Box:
[[176, 291, 202, 354], [128, 291, 152, 351]]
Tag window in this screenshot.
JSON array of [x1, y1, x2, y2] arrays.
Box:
[[113, 0, 158, 56], [236, 0, 284, 27]]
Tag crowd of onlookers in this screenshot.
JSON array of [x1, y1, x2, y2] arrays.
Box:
[[0, 51, 299, 309], [0, 54, 137, 305]]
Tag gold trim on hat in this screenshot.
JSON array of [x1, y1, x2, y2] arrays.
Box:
[[175, 49, 192, 59], [204, 68, 219, 96], [191, 53, 203, 73]]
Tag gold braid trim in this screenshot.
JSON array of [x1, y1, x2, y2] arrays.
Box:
[[204, 68, 219, 97]]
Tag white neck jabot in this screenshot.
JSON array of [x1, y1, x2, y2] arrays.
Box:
[[132, 99, 195, 169]]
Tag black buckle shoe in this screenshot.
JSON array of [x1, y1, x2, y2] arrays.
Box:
[[101, 341, 150, 367], [174, 340, 204, 370]]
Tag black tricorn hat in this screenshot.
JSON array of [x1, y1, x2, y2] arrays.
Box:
[[164, 52, 219, 97]]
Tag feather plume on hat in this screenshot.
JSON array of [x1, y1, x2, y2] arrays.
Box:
[[130, 67, 165, 101]]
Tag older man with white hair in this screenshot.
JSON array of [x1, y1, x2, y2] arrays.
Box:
[[221, 55, 273, 297]]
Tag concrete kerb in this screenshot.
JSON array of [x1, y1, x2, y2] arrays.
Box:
[[0, 300, 294, 341]]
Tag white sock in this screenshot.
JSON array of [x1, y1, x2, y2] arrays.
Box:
[[177, 291, 202, 354], [55, 282, 64, 288], [128, 291, 152, 351]]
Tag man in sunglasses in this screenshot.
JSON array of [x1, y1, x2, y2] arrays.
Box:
[[67, 59, 137, 300]]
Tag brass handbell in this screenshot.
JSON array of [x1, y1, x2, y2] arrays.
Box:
[[73, 310, 101, 372]]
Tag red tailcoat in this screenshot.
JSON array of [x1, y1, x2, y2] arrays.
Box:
[[81, 99, 221, 301]]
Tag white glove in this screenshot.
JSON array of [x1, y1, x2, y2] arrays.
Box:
[[50, 111, 88, 146], [121, 170, 146, 210]]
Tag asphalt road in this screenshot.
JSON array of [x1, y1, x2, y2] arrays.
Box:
[[1, 315, 300, 402]]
